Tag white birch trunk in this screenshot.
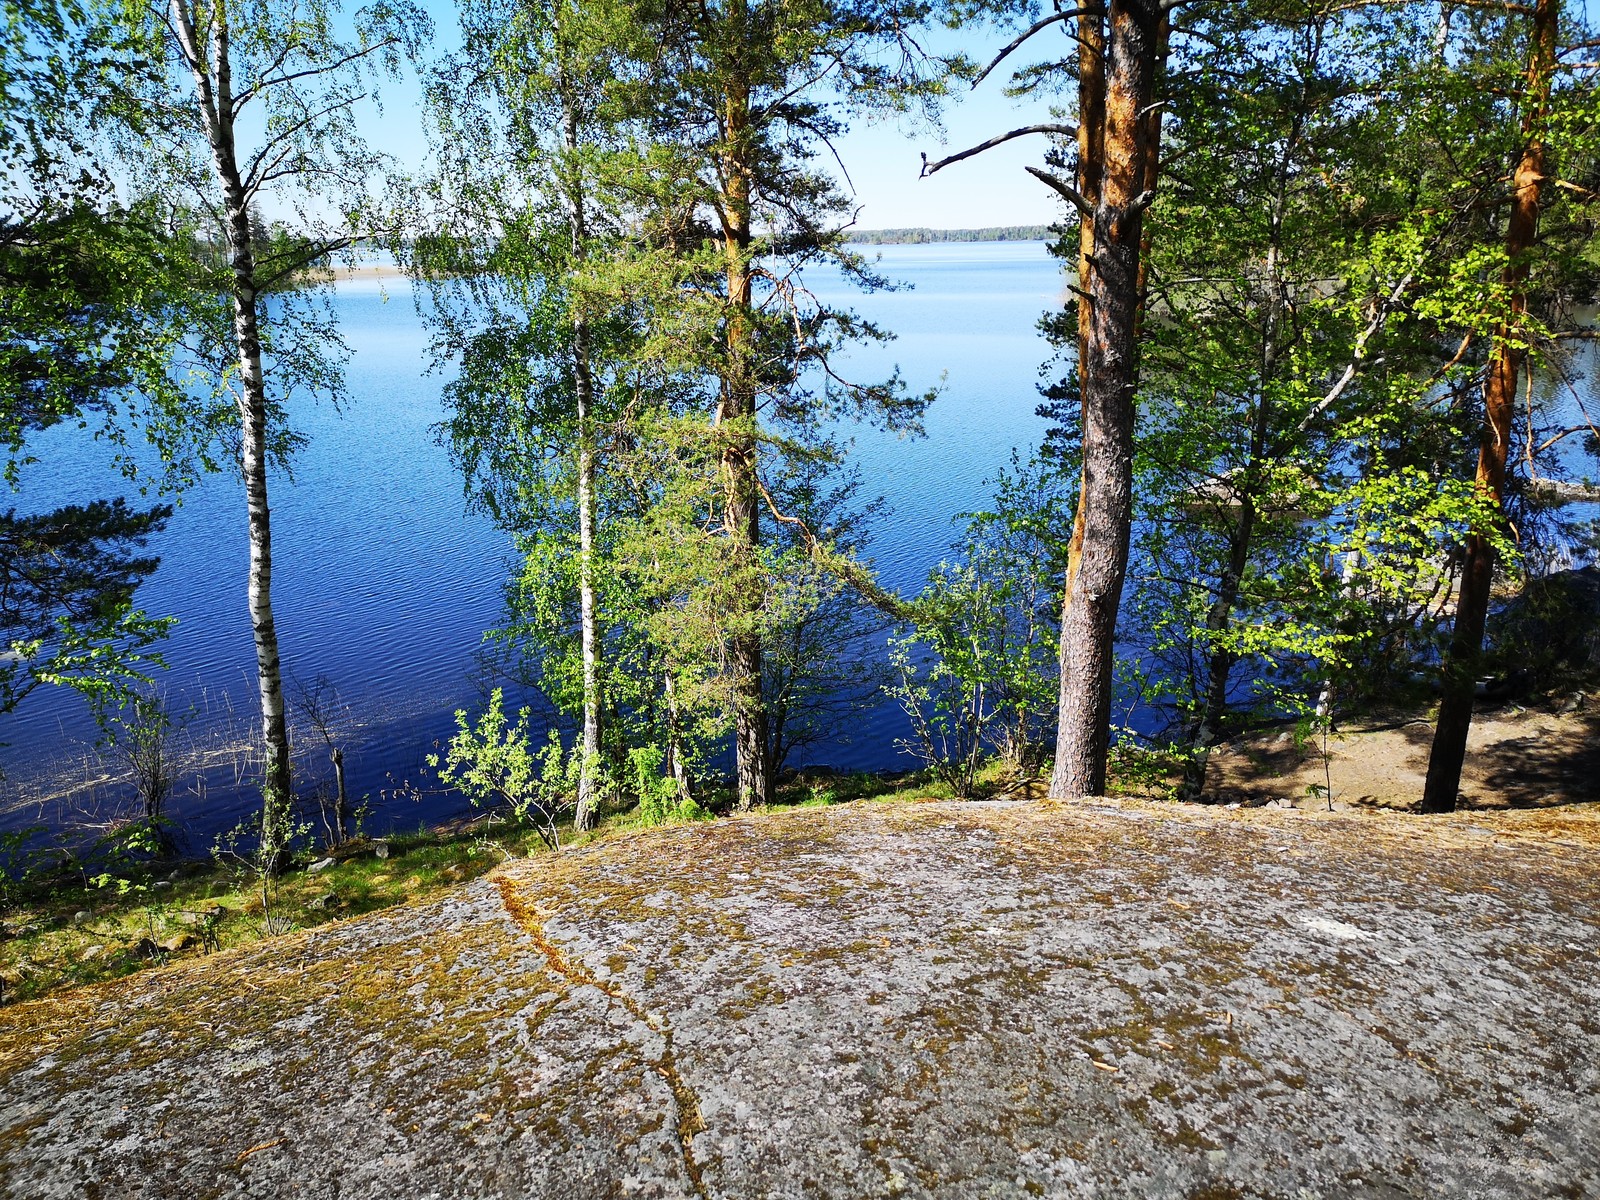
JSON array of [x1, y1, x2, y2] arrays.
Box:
[[171, 0, 294, 842]]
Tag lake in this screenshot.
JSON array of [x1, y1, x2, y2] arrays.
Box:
[[2, 241, 1068, 843]]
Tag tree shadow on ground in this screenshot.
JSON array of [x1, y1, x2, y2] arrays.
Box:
[[1393, 704, 1600, 809]]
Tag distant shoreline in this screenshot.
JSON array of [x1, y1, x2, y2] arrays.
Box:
[[322, 228, 1055, 280], [846, 225, 1054, 245]]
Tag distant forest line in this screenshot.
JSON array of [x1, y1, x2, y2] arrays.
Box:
[[846, 226, 1054, 245]]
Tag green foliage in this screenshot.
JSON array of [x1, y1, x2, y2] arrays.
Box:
[[627, 745, 709, 827], [0, 501, 174, 719], [429, 690, 574, 851], [889, 454, 1070, 795], [0, 825, 49, 912]]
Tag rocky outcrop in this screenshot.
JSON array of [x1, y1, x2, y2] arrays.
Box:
[[2, 800, 1597, 1198]]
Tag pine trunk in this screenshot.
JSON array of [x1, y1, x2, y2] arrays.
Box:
[[1422, 0, 1556, 813], [1050, 0, 1162, 799], [719, 44, 771, 812]]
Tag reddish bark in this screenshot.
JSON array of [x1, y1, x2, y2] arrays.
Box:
[[1422, 0, 1557, 813], [1050, 0, 1164, 798]]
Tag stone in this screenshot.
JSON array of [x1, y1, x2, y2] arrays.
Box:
[[306, 893, 338, 912], [2, 801, 1598, 1200], [372, 840, 391, 860], [307, 858, 337, 874], [158, 933, 199, 954], [71, 911, 92, 925]]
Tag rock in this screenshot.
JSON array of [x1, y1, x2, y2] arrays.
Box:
[[151, 880, 172, 891], [307, 857, 337, 874], [178, 905, 227, 926], [71, 911, 92, 925], [3, 802, 1599, 1199], [372, 841, 391, 860], [79, 945, 107, 962], [133, 937, 162, 959], [158, 933, 198, 954], [306, 892, 338, 912]]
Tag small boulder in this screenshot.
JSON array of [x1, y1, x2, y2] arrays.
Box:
[[159, 933, 198, 954], [307, 857, 337, 874], [373, 841, 391, 860], [72, 910, 93, 925]]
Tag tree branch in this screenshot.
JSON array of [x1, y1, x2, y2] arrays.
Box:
[[920, 124, 1078, 177], [1024, 165, 1093, 215], [973, 7, 1103, 88]]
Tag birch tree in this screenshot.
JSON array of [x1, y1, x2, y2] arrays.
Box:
[[126, 0, 427, 837], [406, 0, 690, 830]]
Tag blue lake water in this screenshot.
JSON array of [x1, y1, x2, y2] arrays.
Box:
[[2, 241, 1068, 841]]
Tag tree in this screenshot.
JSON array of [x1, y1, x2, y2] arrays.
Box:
[[1422, 0, 1587, 811], [890, 453, 1069, 795], [407, 0, 686, 830], [123, 0, 428, 837], [1098, 3, 1476, 796], [925, 0, 1176, 797], [760, 461, 894, 777], [1, 0, 193, 726], [640, 0, 943, 809]]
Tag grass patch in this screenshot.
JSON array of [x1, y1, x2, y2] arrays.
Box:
[[0, 753, 1060, 1007]]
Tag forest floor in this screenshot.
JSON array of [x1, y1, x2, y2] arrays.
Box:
[[1, 798, 1596, 1198], [1207, 690, 1600, 811]]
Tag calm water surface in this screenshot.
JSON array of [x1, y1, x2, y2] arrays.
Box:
[[10, 244, 1593, 843], [2, 242, 1066, 840]]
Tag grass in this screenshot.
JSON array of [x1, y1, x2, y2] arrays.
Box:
[[0, 752, 1110, 1009], [0, 816, 566, 1007]]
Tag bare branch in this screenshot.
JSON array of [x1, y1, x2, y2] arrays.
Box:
[[233, 37, 402, 110], [754, 475, 912, 621], [973, 7, 1102, 88], [1024, 165, 1093, 215], [920, 124, 1078, 177]]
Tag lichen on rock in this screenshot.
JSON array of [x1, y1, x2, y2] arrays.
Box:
[[2, 800, 1597, 1198]]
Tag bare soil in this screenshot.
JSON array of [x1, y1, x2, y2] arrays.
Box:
[[1208, 694, 1600, 811]]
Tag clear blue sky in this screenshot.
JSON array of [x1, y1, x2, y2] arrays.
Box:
[[358, 5, 1066, 230], [359, 2, 1600, 231]]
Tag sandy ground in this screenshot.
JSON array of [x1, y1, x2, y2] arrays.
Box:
[[322, 262, 407, 281], [1208, 695, 1600, 811]]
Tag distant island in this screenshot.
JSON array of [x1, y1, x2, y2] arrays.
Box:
[[846, 225, 1055, 245]]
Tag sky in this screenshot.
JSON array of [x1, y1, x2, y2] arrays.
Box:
[[358, 6, 1067, 231]]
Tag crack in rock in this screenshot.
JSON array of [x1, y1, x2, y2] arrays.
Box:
[[494, 875, 711, 1200]]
